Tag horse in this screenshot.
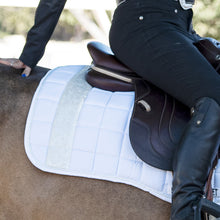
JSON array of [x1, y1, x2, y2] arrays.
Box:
[[0, 64, 171, 219]]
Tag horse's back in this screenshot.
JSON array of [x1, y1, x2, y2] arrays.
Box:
[[0, 64, 170, 220]]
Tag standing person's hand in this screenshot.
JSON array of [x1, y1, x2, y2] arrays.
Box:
[[0, 58, 32, 77]]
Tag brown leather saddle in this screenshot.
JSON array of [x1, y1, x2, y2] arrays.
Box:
[[86, 39, 220, 172]]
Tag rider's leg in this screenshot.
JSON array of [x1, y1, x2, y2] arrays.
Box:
[[109, 0, 220, 218], [171, 97, 220, 219], [109, 0, 220, 108]]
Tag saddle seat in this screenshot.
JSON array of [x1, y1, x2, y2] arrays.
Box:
[[87, 41, 141, 92]]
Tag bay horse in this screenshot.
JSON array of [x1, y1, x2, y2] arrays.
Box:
[[0, 64, 170, 219]]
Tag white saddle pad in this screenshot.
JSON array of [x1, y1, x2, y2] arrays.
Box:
[[25, 65, 220, 204]]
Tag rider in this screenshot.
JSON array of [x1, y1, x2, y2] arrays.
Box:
[[0, 0, 220, 218], [109, 0, 220, 219]]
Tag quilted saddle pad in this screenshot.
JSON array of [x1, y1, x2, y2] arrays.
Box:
[[24, 65, 220, 204]]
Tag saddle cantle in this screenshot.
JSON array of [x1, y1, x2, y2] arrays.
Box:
[[87, 41, 191, 171]]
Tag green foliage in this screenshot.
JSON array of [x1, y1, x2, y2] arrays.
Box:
[[51, 9, 89, 41], [0, 7, 35, 37], [0, 1, 219, 41], [193, 0, 220, 40], [0, 7, 88, 41]]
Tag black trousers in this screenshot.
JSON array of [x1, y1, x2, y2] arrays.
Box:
[[109, 0, 220, 107]]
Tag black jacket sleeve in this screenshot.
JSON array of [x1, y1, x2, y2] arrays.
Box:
[[19, 0, 67, 68]]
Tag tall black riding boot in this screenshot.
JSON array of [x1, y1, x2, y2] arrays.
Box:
[[171, 97, 220, 220]]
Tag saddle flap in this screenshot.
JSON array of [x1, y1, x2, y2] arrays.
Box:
[[129, 80, 191, 171]]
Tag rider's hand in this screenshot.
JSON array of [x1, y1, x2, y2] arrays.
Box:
[[0, 58, 32, 77]]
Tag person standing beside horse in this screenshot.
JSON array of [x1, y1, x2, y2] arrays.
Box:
[[0, 0, 67, 77], [109, 0, 220, 219]]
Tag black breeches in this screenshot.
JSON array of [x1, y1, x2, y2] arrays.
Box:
[[109, 0, 220, 107]]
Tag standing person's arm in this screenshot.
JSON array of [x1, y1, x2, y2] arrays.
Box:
[[0, 0, 67, 77], [20, 0, 67, 70]]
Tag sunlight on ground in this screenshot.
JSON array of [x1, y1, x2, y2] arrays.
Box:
[[0, 35, 99, 69]]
